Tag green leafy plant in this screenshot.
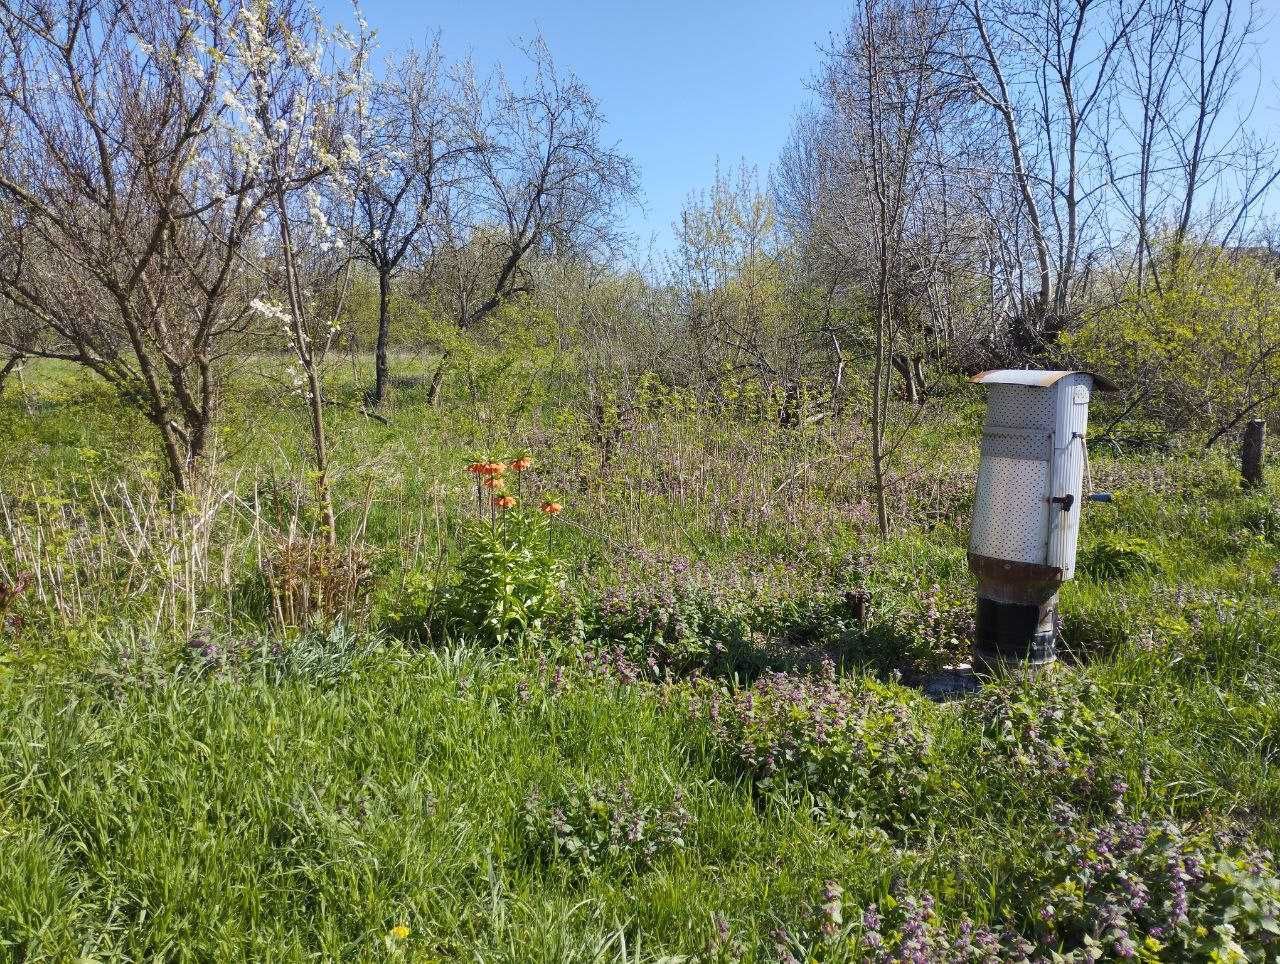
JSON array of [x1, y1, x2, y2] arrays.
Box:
[[701, 664, 934, 826], [437, 507, 567, 646], [968, 671, 1123, 802], [1078, 537, 1164, 581], [521, 779, 692, 874]]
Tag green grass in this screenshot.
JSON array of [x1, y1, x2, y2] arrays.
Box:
[[2, 361, 1279, 960]]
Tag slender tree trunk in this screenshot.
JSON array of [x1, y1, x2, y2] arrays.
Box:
[[0, 354, 23, 395], [891, 354, 919, 405], [275, 186, 337, 545], [370, 267, 391, 407], [426, 348, 451, 407], [872, 304, 891, 541]]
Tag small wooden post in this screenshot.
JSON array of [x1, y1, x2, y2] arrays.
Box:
[[1242, 419, 1265, 489]]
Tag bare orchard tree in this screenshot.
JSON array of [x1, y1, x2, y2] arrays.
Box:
[[958, 0, 1145, 348], [824, 0, 972, 538], [0, 292, 29, 394], [956, 0, 1275, 351], [426, 39, 638, 404], [350, 40, 471, 409], [229, 0, 373, 543], [1109, 0, 1275, 288], [0, 0, 268, 492]]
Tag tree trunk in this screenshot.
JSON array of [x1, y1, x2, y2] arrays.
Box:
[[426, 349, 451, 407], [0, 354, 23, 395], [1242, 419, 1265, 489], [892, 354, 919, 406], [370, 268, 392, 408]]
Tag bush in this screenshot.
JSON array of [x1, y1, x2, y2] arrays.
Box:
[[782, 818, 1280, 962], [699, 663, 933, 826], [521, 779, 693, 874], [261, 535, 376, 631]]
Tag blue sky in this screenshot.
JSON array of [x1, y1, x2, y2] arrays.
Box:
[[321, 0, 850, 252], [324, 1, 1280, 254]]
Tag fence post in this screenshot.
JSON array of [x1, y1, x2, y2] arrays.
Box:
[[1242, 419, 1265, 489]]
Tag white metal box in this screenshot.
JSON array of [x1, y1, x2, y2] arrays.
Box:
[[968, 370, 1116, 581]]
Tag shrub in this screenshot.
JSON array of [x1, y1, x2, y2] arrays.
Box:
[[580, 571, 829, 679], [373, 569, 439, 643], [177, 623, 377, 686], [521, 779, 693, 874], [574, 550, 861, 678], [261, 535, 375, 631], [700, 663, 933, 826]]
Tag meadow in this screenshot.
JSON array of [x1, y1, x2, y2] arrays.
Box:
[[1, 358, 1279, 963]]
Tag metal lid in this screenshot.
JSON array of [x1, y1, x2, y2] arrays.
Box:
[[969, 369, 1120, 392]]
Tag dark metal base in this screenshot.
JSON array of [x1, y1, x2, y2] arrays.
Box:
[[973, 596, 1058, 669]]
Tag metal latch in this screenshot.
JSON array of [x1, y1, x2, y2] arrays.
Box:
[[1049, 493, 1074, 512]]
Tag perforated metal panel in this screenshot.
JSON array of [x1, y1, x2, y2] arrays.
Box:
[[983, 385, 1055, 431], [969, 372, 1107, 578], [970, 427, 1051, 564]]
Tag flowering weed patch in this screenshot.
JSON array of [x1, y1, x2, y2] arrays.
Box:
[[521, 779, 693, 875], [968, 671, 1124, 803], [699, 662, 934, 826], [1036, 817, 1280, 962]]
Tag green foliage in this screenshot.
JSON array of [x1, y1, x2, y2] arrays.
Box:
[[1067, 244, 1280, 438], [700, 667, 934, 826], [3, 345, 1280, 960], [520, 779, 693, 875], [1078, 536, 1164, 581], [435, 507, 567, 645], [968, 671, 1123, 802], [1042, 819, 1280, 963]]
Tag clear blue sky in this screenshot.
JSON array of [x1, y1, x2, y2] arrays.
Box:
[[323, 1, 1280, 254], [320, 0, 851, 253]]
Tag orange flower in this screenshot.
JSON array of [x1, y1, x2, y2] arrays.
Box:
[[540, 500, 563, 516], [495, 495, 517, 510], [511, 456, 533, 472], [484, 461, 507, 476], [466, 462, 487, 475], [483, 476, 506, 491]]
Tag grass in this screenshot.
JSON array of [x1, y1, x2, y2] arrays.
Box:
[[1, 358, 1279, 960]]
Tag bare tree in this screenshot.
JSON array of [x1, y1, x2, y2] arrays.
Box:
[[0, 0, 269, 492], [959, 0, 1144, 346], [427, 39, 638, 404], [351, 40, 469, 408], [815, 0, 977, 537]]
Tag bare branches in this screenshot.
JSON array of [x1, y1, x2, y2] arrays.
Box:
[[0, 0, 269, 491]]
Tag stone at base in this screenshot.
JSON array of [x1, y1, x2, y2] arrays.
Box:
[[922, 664, 981, 701]]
